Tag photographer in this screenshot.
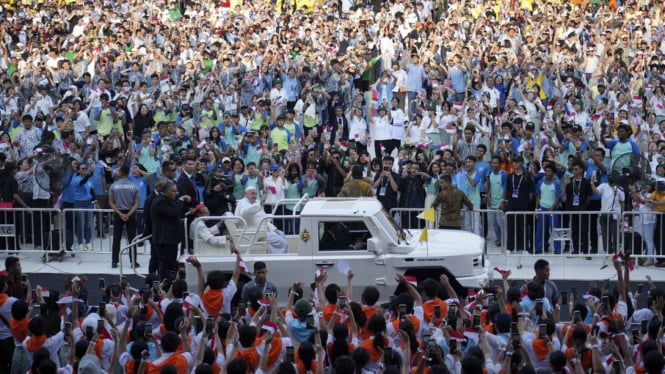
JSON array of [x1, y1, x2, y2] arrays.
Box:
[[204, 170, 235, 217]]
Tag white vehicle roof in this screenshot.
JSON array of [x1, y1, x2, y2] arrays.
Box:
[[299, 198, 383, 218]]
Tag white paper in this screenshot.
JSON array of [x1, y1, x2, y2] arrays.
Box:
[[337, 260, 351, 276]]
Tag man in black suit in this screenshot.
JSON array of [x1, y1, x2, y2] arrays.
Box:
[[176, 157, 199, 208], [144, 177, 167, 275], [151, 181, 186, 279], [328, 105, 348, 144]]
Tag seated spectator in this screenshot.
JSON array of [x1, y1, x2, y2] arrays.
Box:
[[189, 203, 234, 251]]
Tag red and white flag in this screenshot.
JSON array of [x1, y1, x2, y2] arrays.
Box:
[[404, 275, 418, 287], [262, 320, 277, 334], [238, 257, 248, 272]]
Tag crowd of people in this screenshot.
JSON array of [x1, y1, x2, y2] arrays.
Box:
[[0, 0, 664, 267], [1, 0, 665, 371], [1, 253, 665, 374]]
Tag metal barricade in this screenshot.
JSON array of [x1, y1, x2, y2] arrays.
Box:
[[621, 211, 665, 266], [0, 207, 63, 258], [119, 234, 151, 280], [388, 207, 504, 253], [62, 208, 148, 256], [502, 210, 622, 258]]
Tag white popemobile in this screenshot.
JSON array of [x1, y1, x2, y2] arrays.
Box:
[[182, 197, 489, 301]]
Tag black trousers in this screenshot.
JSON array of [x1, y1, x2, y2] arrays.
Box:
[[149, 237, 160, 275], [111, 210, 136, 264], [570, 212, 590, 254], [63, 202, 75, 251], [0, 336, 14, 374], [32, 198, 51, 248], [506, 209, 532, 251], [158, 243, 179, 279], [588, 199, 601, 252]]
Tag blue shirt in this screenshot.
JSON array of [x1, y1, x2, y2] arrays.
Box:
[[535, 178, 562, 209], [405, 63, 426, 92], [448, 65, 466, 94], [71, 174, 93, 202], [91, 160, 106, 197], [61, 177, 77, 203], [475, 161, 490, 193], [585, 160, 608, 200], [128, 174, 148, 208]]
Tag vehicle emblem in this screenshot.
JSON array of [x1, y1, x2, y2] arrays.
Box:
[[300, 228, 311, 243]]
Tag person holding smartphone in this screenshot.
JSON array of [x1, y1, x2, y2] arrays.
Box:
[[4, 256, 29, 301]]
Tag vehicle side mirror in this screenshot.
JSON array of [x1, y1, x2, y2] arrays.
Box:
[[367, 238, 380, 254]]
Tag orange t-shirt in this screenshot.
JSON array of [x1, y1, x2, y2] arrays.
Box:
[[359, 336, 390, 363], [422, 299, 448, 327], [145, 353, 189, 374]]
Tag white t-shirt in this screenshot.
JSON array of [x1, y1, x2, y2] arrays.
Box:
[[597, 183, 625, 215]]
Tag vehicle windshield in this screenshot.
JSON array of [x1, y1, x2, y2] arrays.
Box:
[[376, 210, 400, 243]]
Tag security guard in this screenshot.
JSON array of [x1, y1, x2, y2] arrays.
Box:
[[108, 165, 140, 269]]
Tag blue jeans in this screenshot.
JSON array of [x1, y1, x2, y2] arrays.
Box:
[[74, 201, 93, 245], [535, 207, 561, 253], [488, 210, 503, 244]]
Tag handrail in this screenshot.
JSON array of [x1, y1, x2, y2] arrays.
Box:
[[291, 194, 310, 215], [119, 234, 151, 280]]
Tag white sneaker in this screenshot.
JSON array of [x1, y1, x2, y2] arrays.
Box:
[[79, 244, 86, 252], [85, 243, 92, 251]]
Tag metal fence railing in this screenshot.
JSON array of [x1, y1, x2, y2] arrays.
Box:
[[7, 205, 665, 267]]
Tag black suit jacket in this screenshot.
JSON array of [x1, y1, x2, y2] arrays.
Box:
[[151, 195, 185, 245], [143, 191, 159, 236], [176, 172, 199, 208], [328, 115, 349, 144]]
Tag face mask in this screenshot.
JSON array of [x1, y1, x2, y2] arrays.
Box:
[[123, 87, 130, 92]]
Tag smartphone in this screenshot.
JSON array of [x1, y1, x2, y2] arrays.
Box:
[[535, 299, 543, 316], [152, 281, 160, 291], [434, 305, 441, 320], [448, 305, 457, 320], [21, 274, 27, 282], [178, 270, 186, 280], [337, 297, 346, 308], [266, 306, 272, 319], [560, 291, 568, 305], [512, 333, 521, 350], [205, 317, 214, 335], [539, 324, 547, 337], [141, 289, 150, 305], [97, 319, 104, 333], [384, 346, 393, 361], [641, 319, 648, 335], [305, 315, 314, 327], [31, 304, 41, 318], [145, 323, 153, 337], [472, 315, 481, 329], [98, 303, 106, 318], [183, 292, 189, 299], [85, 326, 94, 340], [398, 304, 407, 316], [422, 334, 430, 346], [383, 166, 390, 171], [612, 360, 621, 372], [637, 284, 643, 294], [632, 328, 639, 343], [286, 346, 295, 362], [449, 339, 457, 353], [573, 310, 581, 323], [98, 278, 106, 289], [591, 324, 599, 336]]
